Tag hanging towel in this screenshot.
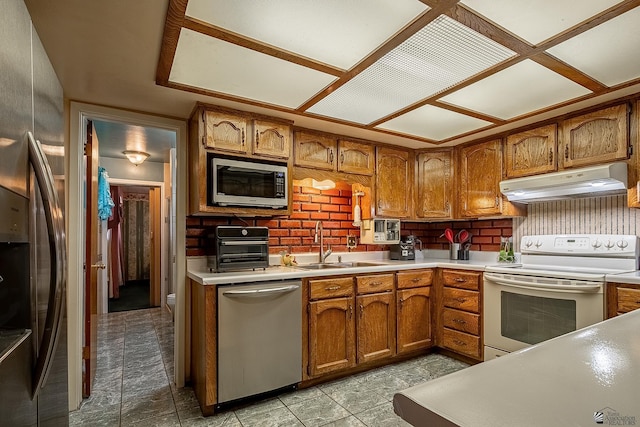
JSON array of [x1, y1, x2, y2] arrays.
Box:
[[98, 166, 115, 220]]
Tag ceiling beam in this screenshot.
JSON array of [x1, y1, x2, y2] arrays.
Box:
[[156, 0, 189, 85]]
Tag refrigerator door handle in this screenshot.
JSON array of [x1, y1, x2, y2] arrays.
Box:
[[28, 132, 67, 397]]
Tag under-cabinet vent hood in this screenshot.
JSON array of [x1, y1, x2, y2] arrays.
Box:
[[500, 162, 628, 203]]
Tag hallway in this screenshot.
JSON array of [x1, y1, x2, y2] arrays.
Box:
[[70, 308, 469, 426]]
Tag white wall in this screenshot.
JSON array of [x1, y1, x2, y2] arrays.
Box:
[[99, 156, 165, 182], [513, 194, 640, 246]]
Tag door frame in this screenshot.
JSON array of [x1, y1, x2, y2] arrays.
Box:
[[68, 102, 187, 410], [97, 179, 166, 315]]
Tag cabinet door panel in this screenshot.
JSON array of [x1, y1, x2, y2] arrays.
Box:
[[356, 293, 396, 363], [397, 287, 432, 354], [617, 287, 640, 314], [309, 298, 355, 376], [459, 140, 502, 217], [506, 124, 557, 178], [416, 151, 452, 219], [294, 131, 336, 170], [338, 140, 374, 175], [560, 104, 629, 169], [376, 147, 411, 217], [204, 111, 247, 153], [253, 120, 291, 159]]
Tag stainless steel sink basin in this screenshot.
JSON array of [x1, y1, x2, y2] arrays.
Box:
[[296, 261, 384, 270]]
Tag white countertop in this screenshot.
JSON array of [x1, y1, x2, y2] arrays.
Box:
[[187, 251, 502, 285], [606, 270, 640, 285], [393, 309, 640, 427]]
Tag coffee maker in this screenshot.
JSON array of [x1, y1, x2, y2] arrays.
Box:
[[390, 235, 418, 260]]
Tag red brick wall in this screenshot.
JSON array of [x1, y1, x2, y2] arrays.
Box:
[[186, 184, 513, 256]]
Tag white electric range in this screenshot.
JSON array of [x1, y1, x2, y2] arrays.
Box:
[[483, 234, 639, 360]]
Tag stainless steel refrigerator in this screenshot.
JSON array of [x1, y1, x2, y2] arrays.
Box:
[[0, 0, 68, 425]]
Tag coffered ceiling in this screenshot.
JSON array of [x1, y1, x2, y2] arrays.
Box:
[[158, 0, 640, 147], [24, 0, 640, 151]]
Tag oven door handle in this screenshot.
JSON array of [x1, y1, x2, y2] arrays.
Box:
[[222, 284, 299, 298], [220, 240, 267, 246], [484, 273, 602, 292]]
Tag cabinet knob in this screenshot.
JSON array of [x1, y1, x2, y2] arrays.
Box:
[[340, 153, 345, 165], [329, 149, 334, 164], [349, 304, 353, 319], [359, 304, 364, 318]]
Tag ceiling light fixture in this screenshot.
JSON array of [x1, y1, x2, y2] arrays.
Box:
[[123, 150, 149, 166]]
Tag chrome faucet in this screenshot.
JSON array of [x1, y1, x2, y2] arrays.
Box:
[[314, 221, 332, 263]]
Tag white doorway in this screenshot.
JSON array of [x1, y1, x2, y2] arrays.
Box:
[[68, 102, 187, 410]]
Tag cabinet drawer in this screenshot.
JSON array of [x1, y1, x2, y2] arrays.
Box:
[[309, 277, 353, 300], [397, 269, 433, 289], [617, 287, 640, 313], [356, 274, 394, 294], [443, 308, 480, 335], [443, 328, 481, 359], [441, 270, 481, 290], [443, 288, 479, 313]]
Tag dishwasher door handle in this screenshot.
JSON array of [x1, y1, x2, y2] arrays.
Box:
[[222, 284, 300, 298]]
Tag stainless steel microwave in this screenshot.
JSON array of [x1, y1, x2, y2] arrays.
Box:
[[210, 157, 288, 209]]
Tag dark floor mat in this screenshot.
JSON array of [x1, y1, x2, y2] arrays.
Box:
[[108, 279, 150, 312]]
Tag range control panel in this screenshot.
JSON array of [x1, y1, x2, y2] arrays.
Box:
[[521, 234, 639, 257]]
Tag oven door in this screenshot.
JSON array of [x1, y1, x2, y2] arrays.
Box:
[[483, 272, 604, 359]]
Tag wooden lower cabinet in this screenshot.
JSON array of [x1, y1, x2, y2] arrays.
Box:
[[607, 282, 640, 318], [357, 292, 396, 363], [308, 296, 356, 377], [439, 269, 483, 361], [397, 286, 432, 354]]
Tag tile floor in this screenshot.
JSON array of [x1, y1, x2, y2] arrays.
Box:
[[70, 308, 469, 426]]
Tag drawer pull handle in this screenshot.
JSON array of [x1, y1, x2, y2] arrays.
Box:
[[360, 304, 364, 318], [325, 286, 341, 291], [454, 278, 466, 283], [399, 298, 404, 309], [370, 281, 383, 286], [454, 340, 467, 346], [411, 278, 421, 283], [455, 298, 467, 303], [453, 319, 466, 324]]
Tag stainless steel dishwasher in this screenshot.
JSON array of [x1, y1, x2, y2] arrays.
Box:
[[217, 279, 302, 404]]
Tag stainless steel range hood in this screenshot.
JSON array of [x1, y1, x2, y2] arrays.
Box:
[[500, 162, 628, 203]]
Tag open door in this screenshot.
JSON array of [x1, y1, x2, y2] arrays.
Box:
[[83, 120, 102, 397], [149, 187, 161, 307]]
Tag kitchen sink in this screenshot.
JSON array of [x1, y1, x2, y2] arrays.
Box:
[[296, 261, 384, 270]]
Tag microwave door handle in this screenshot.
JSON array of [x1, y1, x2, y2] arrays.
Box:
[[484, 273, 601, 292]]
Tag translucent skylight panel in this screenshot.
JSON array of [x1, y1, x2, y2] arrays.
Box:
[[547, 7, 640, 87], [185, 0, 427, 70], [169, 29, 337, 109], [461, 0, 623, 45], [306, 15, 516, 125], [377, 105, 492, 141], [439, 60, 591, 120]]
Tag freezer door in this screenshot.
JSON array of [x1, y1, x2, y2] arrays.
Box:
[[0, 331, 37, 427]]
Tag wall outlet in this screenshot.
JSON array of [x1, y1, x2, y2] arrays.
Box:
[[347, 235, 357, 248]]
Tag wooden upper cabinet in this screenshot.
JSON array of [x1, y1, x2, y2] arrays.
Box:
[[505, 124, 557, 178], [458, 139, 503, 218], [376, 147, 412, 218], [252, 119, 291, 159], [416, 150, 453, 219], [294, 132, 374, 175], [559, 104, 629, 169], [294, 131, 336, 170], [203, 110, 248, 154], [337, 140, 374, 175]]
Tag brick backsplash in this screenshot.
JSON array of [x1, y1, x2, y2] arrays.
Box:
[[186, 185, 513, 256]]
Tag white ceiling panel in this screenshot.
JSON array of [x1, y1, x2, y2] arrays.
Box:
[[440, 60, 591, 120], [169, 29, 337, 109], [307, 15, 516, 124], [547, 7, 640, 87], [376, 105, 492, 141], [185, 0, 428, 70], [461, 0, 623, 45]]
